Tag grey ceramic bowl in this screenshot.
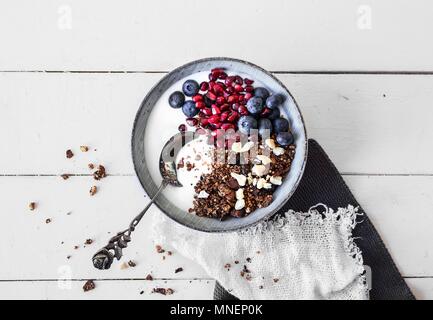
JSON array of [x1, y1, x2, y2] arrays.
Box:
[[132, 57, 307, 232]]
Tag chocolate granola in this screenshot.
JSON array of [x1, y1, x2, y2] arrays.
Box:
[[189, 137, 295, 219]]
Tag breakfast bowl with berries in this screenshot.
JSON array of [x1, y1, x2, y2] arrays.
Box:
[[132, 58, 307, 232]]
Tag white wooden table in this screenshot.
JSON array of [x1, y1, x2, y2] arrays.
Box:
[[1, 0, 433, 300]]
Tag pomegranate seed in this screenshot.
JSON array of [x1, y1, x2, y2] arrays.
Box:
[[220, 111, 229, 122], [216, 96, 226, 105], [235, 76, 243, 85], [211, 68, 224, 73], [231, 102, 240, 111], [192, 94, 203, 102], [209, 73, 218, 81], [244, 93, 253, 100], [178, 124, 187, 132], [211, 122, 222, 129], [218, 72, 228, 79], [244, 86, 254, 93], [225, 86, 235, 94], [227, 95, 238, 104], [200, 117, 210, 127], [261, 107, 272, 117], [208, 81, 216, 90], [186, 118, 198, 127], [244, 78, 254, 85], [220, 103, 230, 111], [214, 84, 224, 94], [208, 115, 221, 124], [195, 101, 206, 109], [221, 123, 235, 131], [225, 76, 235, 85], [238, 94, 245, 103], [206, 91, 217, 101], [201, 108, 212, 116], [234, 84, 244, 92], [227, 111, 239, 122], [200, 82, 209, 91], [238, 105, 249, 115], [212, 104, 221, 115]]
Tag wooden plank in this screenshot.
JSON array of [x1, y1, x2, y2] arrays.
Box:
[[0, 278, 429, 299], [1, 72, 433, 175], [0, 279, 215, 300], [1, 175, 433, 280], [1, 1, 432, 71]]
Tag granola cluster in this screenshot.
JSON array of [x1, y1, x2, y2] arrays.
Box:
[[189, 137, 295, 219]]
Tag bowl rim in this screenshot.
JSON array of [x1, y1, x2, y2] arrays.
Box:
[[131, 56, 308, 233]]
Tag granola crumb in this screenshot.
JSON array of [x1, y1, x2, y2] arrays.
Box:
[[256, 251, 261, 254], [120, 262, 129, 270], [234, 260, 239, 264], [167, 251, 173, 256], [145, 274, 153, 281], [93, 165, 107, 181], [88, 163, 95, 170], [85, 239, 93, 245], [246, 257, 252, 263], [83, 280, 95, 292], [80, 146, 89, 152], [155, 245, 165, 254], [74, 245, 79, 250], [66, 149, 74, 159], [140, 291, 144, 295], [175, 267, 183, 274], [67, 255, 71, 260], [152, 288, 174, 295], [259, 285, 264, 289], [273, 278, 279, 283], [29, 202, 36, 211], [45, 218, 52, 224], [128, 260, 136, 267], [61, 174, 70, 180], [89, 186, 97, 196]]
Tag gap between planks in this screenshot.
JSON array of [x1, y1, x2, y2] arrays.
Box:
[[2, 70, 433, 75]]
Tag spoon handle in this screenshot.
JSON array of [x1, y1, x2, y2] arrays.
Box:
[[92, 181, 168, 270]]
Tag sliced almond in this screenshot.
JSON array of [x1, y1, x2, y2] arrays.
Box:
[[264, 182, 273, 189], [231, 142, 242, 153], [235, 199, 245, 210], [256, 178, 267, 189], [265, 139, 276, 149], [230, 172, 246, 186], [270, 176, 283, 185], [236, 188, 244, 200], [197, 190, 210, 199], [252, 164, 267, 177], [240, 141, 255, 153], [273, 147, 285, 156], [256, 155, 272, 165]]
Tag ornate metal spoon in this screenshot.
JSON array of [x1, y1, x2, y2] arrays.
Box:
[[92, 132, 191, 270]]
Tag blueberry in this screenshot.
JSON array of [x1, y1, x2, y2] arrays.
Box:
[[266, 94, 283, 109], [254, 87, 270, 100], [182, 80, 199, 97], [268, 107, 280, 120], [168, 91, 185, 109], [237, 115, 258, 135], [182, 100, 199, 117], [258, 118, 273, 137], [276, 132, 294, 146], [246, 96, 264, 114], [273, 117, 290, 133]]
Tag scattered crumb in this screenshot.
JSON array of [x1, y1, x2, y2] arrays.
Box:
[[246, 257, 252, 263], [162, 256, 166, 260], [234, 260, 239, 264], [140, 291, 144, 295], [155, 245, 165, 254], [259, 285, 264, 289], [66, 149, 74, 159], [273, 278, 279, 283], [224, 263, 231, 271], [85, 239, 93, 245], [29, 202, 36, 211], [74, 245, 79, 250], [145, 274, 153, 281], [120, 262, 129, 270], [45, 218, 52, 224], [88, 163, 95, 170], [93, 165, 107, 181], [89, 186, 97, 196], [152, 288, 174, 295], [61, 174, 70, 180], [167, 251, 172, 256], [128, 260, 136, 267], [175, 267, 183, 274], [256, 251, 261, 254], [80, 146, 89, 152], [67, 255, 71, 260], [83, 280, 95, 292], [66, 211, 72, 216]]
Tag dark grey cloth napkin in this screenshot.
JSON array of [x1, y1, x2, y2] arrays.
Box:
[[214, 139, 415, 300]]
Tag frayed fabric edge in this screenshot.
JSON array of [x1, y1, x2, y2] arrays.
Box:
[[239, 203, 370, 299]]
